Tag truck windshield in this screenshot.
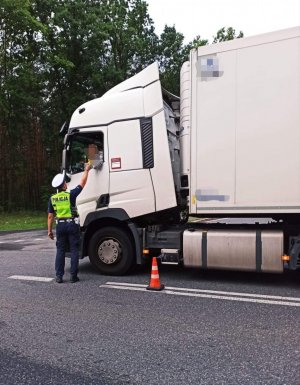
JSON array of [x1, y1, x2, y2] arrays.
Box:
[[67, 132, 104, 175]]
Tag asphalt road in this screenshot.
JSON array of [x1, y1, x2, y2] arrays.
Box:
[[0, 230, 300, 385]]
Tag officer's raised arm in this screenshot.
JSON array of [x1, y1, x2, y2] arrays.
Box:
[[79, 163, 91, 188]]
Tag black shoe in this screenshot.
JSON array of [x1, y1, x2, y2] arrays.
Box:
[[55, 276, 63, 283], [70, 275, 79, 283]]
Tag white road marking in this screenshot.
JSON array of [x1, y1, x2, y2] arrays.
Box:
[[0, 238, 44, 244], [101, 284, 148, 292], [163, 290, 300, 307], [9, 275, 54, 282], [105, 281, 300, 302], [165, 286, 300, 302], [106, 282, 147, 288], [102, 282, 300, 307]]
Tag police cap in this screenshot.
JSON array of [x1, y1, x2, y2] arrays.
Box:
[[52, 173, 65, 188]]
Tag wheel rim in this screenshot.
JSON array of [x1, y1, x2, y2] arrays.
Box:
[[97, 237, 122, 265]]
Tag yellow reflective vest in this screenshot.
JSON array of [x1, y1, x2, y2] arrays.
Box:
[[51, 191, 72, 218]]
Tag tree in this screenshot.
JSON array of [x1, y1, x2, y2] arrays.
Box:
[[213, 27, 244, 43], [157, 25, 185, 95], [0, 0, 45, 210], [157, 26, 207, 95], [99, 0, 158, 90]]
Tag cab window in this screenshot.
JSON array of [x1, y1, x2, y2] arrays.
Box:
[[67, 132, 104, 175]]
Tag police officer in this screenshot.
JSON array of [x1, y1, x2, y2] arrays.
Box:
[[47, 163, 91, 283]]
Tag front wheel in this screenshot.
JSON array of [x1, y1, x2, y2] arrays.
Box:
[[88, 226, 135, 275]]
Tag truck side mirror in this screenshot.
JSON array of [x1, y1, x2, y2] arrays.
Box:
[[65, 173, 71, 183], [62, 149, 67, 170], [59, 120, 69, 137]]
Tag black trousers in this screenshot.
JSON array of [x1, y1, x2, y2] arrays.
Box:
[[55, 221, 80, 277]]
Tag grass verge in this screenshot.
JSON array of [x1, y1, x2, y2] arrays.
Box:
[[0, 211, 47, 231]]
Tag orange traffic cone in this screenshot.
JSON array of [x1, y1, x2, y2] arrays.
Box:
[[146, 257, 165, 291]]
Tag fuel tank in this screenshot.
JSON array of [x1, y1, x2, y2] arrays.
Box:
[[183, 229, 283, 272]]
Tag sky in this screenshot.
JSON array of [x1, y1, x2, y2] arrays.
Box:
[[146, 0, 300, 43]]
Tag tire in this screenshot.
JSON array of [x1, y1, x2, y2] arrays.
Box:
[[88, 226, 135, 275]]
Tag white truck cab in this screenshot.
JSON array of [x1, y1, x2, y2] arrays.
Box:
[[65, 63, 182, 224]]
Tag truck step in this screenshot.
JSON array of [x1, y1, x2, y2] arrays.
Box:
[[159, 249, 181, 265]]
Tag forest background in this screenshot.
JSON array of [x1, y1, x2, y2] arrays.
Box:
[[0, 0, 243, 213]]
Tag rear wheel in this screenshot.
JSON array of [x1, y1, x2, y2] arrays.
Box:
[[88, 226, 135, 275]]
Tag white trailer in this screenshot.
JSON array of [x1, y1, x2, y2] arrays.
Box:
[[60, 26, 300, 275], [182, 26, 300, 216]]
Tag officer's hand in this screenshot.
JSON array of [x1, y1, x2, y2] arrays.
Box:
[[48, 231, 54, 240], [85, 163, 92, 172]]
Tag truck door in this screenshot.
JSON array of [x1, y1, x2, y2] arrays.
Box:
[[65, 128, 109, 223]]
